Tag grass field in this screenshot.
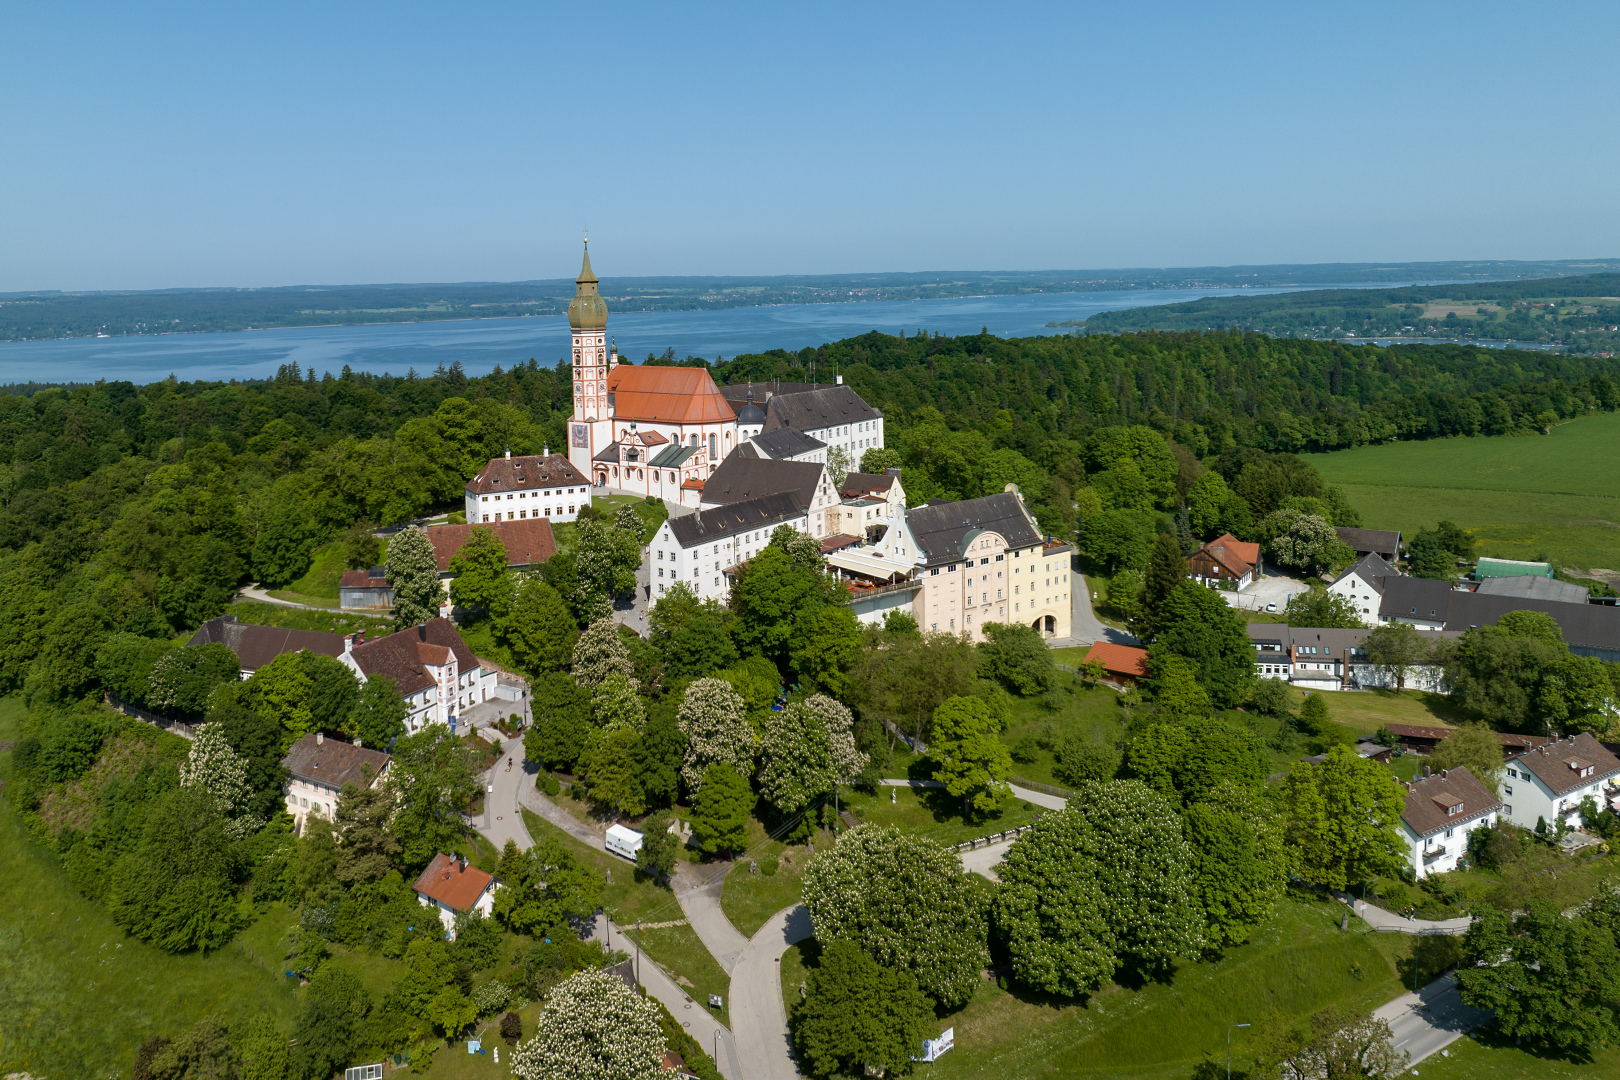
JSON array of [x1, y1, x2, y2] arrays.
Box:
[[0, 698, 303, 1080], [782, 894, 1414, 1080], [226, 598, 389, 634], [1408, 1030, 1620, 1079], [1306, 410, 1620, 570]]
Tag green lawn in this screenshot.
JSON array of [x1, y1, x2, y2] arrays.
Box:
[[0, 698, 302, 1080], [988, 680, 1128, 789], [1306, 410, 1620, 570], [722, 853, 807, 938], [1408, 1029, 1620, 1079], [783, 895, 1416, 1080], [519, 808, 730, 1026], [838, 783, 1046, 847], [287, 538, 349, 600], [1295, 686, 1464, 736], [269, 588, 342, 608], [227, 598, 389, 634]]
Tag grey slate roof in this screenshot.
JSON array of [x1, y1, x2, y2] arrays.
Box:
[[188, 616, 345, 671], [906, 492, 1044, 567], [1335, 527, 1402, 558], [1330, 552, 1397, 593], [748, 428, 826, 460], [762, 385, 881, 433], [667, 492, 806, 548], [701, 456, 824, 510], [1380, 577, 1620, 654], [717, 381, 831, 404], [1475, 575, 1590, 604]]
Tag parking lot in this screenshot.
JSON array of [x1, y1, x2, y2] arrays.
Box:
[[1221, 571, 1312, 615]]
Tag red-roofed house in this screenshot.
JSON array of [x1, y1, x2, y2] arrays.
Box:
[[422, 519, 558, 574], [347, 618, 497, 733], [465, 451, 592, 525], [1082, 642, 1151, 686], [1189, 533, 1262, 589], [412, 853, 497, 938]]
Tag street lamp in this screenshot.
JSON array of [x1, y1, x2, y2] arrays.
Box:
[[1228, 1023, 1250, 1080]]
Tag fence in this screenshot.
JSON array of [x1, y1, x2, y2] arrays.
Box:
[[105, 693, 197, 739], [952, 822, 1038, 853], [1007, 775, 1075, 800]]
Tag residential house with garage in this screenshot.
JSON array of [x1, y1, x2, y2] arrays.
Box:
[[412, 853, 497, 939], [1500, 732, 1620, 832], [1326, 553, 1397, 625], [465, 451, 592, 524], [1188, 533, 1261, 590], [907, 488, 1072, 641], [1399, 765, 1501, 879], [648, 492, 809, 604], [281, 731, 391, 834], [347, 619, 498, 734]]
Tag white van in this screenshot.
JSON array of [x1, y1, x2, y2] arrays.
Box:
[[605, 824, 644, 862]]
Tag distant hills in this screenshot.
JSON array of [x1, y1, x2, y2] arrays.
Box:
[[1073, 272, 1620, 354], [3, 259, 1619, 342]]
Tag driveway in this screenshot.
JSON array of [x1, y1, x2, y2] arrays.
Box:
[[728, 905, 815, 1080], [1047, 556, 1139, 649], [1223, 570, 1312, 615]]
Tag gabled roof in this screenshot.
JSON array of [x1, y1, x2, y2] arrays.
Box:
[[412, 853, 495, 912], [1475, 557, 1554, 580], [1083, 641, 1150, 679], [466, 453, 589, 495], [424, 520, 556, 573], [648, 443, 701, 469], [907, 492, 1043, 566], [762, 384, 881, 433], [349, 618, 479, 697], [666, 492, 805, 549], [1334, 527, 1401, 557], [1380, 577, 1620, 652], [717, 380, 833, 404], [749, 428, 826, 460], [340, 567, 388, 590], [1475, 575, 1589, 603], [1514, 732, 1620, 797], [701, 456, 825, 511], [1192, 533, 1260, 577], [281, 733, 391, 788], [1331, 552, 1396, 592], [1383, 723, 1456, 742], [187, 616, 344, 670], [608, 365, 737, 424], [840, 471, 900, 498], [1401, 765, 1500, 839]]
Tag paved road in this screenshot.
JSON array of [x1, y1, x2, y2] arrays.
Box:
[[237, 583, 349, 613], [1374, 973, 1491, 1067], [728, 905, 815, 1080], [1047, 562, 1139, 649], [673, 861, 749, 974], [877, 777, 1068, 812], [1341, 894, 1474, 935]]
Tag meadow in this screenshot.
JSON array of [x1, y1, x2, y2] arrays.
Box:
[[1306, 410, 1620, 571]]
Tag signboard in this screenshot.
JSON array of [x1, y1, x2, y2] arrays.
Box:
[[913, 1028, 954, 1062]]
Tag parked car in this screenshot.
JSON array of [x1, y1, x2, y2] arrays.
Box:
[[1266, 603, 1277, 612]]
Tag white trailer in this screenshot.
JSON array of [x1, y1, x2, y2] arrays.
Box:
[[605, 824, 644, 862]]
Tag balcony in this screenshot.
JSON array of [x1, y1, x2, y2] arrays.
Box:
[[1422, 846, 1448, 862]]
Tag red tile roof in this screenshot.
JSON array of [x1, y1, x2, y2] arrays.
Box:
[[339, 568, 387, 589], [412, 853, 495, 912], [1383, 723, 1456, 742], [1193, 533, 1260, 577], [466, 453, 589, 496], [424, 520, 557, 572], [349, 618, 479, 697], [608, 365, 737, 424], [1083, 642, 1150, 679], [1401, 765, 1500, 838]]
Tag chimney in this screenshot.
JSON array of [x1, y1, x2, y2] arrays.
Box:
[[505, 448, 511, 459], [316, 732, 324, 746], [1422, 765, 1430, 778], [836, 374, 843, 385], [1441, 768, 1449, 779], [543, 445, 549, 457]]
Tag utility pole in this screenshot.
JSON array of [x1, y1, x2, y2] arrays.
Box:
[[636, 919, 642, 993], [1228, 1022, 1250, 1080]]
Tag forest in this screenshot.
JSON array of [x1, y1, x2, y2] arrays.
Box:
[[1078, 272, 1620, 354]]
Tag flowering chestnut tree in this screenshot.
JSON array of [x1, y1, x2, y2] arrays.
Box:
[[758, 694, 867, 816], [676, 677, 755, 793], [178, 722, 263, 839], [510, 967, 666, 1080], [571, 618, 636, 693], [801, 825, 987, 1009]]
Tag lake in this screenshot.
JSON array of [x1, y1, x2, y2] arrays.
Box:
[[0, 282, 1456, 385]]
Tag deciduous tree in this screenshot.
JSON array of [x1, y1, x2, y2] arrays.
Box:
[[510, 967, 667, 1080], [387, 724, 478, 871], [386, 525, 443, 629], [1278, 746, 1405, 890], [1363, 622, 1431, 694], [448, 526, 514, 615], [1426, 725, 1504, 796], [352, 673, 408, 750], [690, 761, 751, 856], [1183, 782, 1289, 948], [1284, 586, 1366, 629], [928, 695, 1012, 815], [501, 577, 578, 676], [676, 677, 755, 793], [978, 622, 1056, 696], [571, 617, 636, 692], [1150, 581, 1255, 708], [178, 721, 263, 839], [792, 940, 935, 1080]]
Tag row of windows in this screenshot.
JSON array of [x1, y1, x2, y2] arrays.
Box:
[[481, 488, 583, 501], [486, 508, 573, 520]]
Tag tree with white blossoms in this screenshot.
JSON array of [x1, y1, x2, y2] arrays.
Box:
[[590, 670, 645, 731], [509, 967, 666, 1080], [387, 525, 444, 630], [800, 824, 988, 1010], [572, 618, 636, 693], [758, 694, 867, 816], [178, 722, 263, 839], [994, 779, 1204, 998], [676, 677, 755, 794]]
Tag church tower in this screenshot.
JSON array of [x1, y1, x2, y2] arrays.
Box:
[[569, 238, 613, 427]]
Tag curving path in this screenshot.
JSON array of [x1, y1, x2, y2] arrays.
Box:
[[728, 905, 815, 1080]]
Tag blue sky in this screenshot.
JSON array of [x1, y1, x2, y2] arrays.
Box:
[[3, 1, 1617, 290]]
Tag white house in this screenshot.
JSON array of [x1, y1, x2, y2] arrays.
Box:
[[465, 451, 592, 525], [832, 470, 911, 558], [755, 378, 884, 466], [280, 731, 391, 834], [743, 427, 828, 464], [1245, 623, 1453, 691], [649, 492, 810, 604], [412, 853, 497, 939], [1399, 765, 1501, 879], [347, 619, 499, 734], [698, 456, 840, 535], [1327, 552, 1396, 625], [1500, 732, 1620, 832]]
